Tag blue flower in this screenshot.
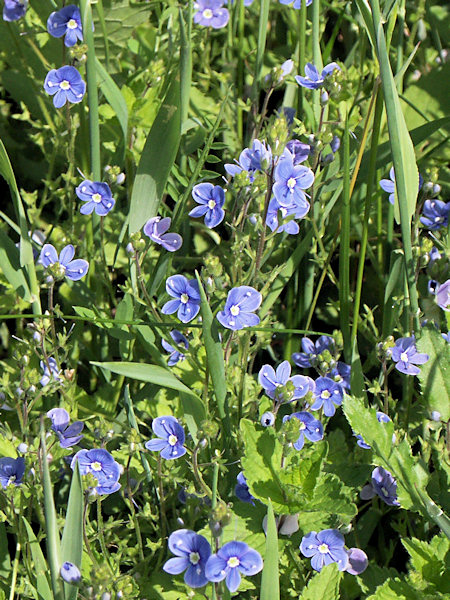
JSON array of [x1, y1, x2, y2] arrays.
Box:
[[194, 0, 229, 29], [216, 286, 262, 331], [278, 0, 312, 9], [75, 180, 115, 216], [420, 200, 450, 230], [205, 541, 263, 593], [145, 416, 186, 460], [389, 336, 429, 375], [71, 449, 121, 495], [235, 471, 255, 504], [265, 194, 310, 235], [435, 280, 450, 311], [60, 561, 81, 584], [163, 529, 212, 588], [40, 244, 89, 281], [300, 529, 349, 572], [330, 135, 341, 153], [292, 335, 335, 368], [47, 5, 83, 47], [0, 457, 25, 489], [162, 275, 201, 323], [143, 216, 183, 251], [44, 66, 86, 108], [225, 139, 272, 182], [283, 411, 324, 450], [162, 330, 189, 366], [429, 246, 441, 265], [325, 361, 351, 390], [47, 408, 84, 449], [442, 332, 450, 343], [345, 548, 368, 576], [361, 466, 400, 506], [3, 0, 27, 21], [273, 149, 314, 208], [354, 411, 390, 450], [40, 357, 62, 386], [189, 183, 225, 228], [258, 361, 312, 402], [295, 62, 340, 90], [310, 377, 343, 417], [285, 140, 311, 165], [260, 411, 275, 427]]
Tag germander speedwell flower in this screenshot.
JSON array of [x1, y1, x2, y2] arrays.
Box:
[[205, 541, 263, 593], [145, 416, 187, 460], [143, 216, 183, 251], [389, 336, 429, 375], [0, 457, 25, 489], [273, 149, 314, 209], [44, 66, 86, 108], [216, 286, 262, 331], [47, 5, 83, 47], [47, 408, 84, 449], [194, 0, 229, 29], [283, 411, 324, 450], [310, 376, 343, 417], [40, 244, 89, 281], [71, 448, 121, 495], [60, 561, 81, 584], [162, 330, 189, 366], [225, 139, 272, 183], [3, 0, 27, 21], [162, 275, 201, 323], [189, 183, 226, 228], [163, 529, 211, 588], [295, 62, 340, 90], [75, 180, 115, 216], [300, 529, 349, 572]]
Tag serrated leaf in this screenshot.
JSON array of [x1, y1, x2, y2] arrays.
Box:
[[416, 325, 450, 421], [366, 577, 422, 600], [299, 563, 342, 600], [401, 536, 450, 593]]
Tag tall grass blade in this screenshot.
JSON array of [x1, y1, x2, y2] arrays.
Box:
[[339, 116, 351, 361], [251, 0, 270, 107], [0, 229, 31, 302], [22, 518, 53, 600], [128, 74, 181, 233], [40, 426, 64, 600], [260, 500, 280, 600], [61, 462, 83, 600], [0, 138, 41, 314], [95, 57, 128, 143], [195, 272, 230, 438]]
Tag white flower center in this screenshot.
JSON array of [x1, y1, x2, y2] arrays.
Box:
[[287, 177, 297, 190], [92, 193, 102, 204], [321, 390, 331, 399], [208, 199, 216, 210], [400, 352, 409, 363], [60, 80, 71, 90], [227, 556, 240, 568], [67, 19, 78, 29], [91, 461, 102, 472], [318, 543, 329, 554], [299, 422, 306, 431], [280, 207, 287, 217], [168, 434, 178, 446], [189, 551, 200, 565], [203, 8, 213, 18], [230, 305, 240, 316], [180, 293, 189, 304]]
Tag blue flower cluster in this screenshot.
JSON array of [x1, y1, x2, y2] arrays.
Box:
[[163, 529, 263, 592], [300, 529, 367, 575]]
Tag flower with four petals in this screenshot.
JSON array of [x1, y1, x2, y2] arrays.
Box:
[[162, 275, 201, 323], [205, 541, 263, 593], [44, 65, 86, 108], [145, 416, 187, 460], [47, 5, 83, 47], [75, 180, 115, 216], [216, 286, 262, 331], [40, 244, 89, 281], [189, 183, 226, 228], [143, 216, 183, 251]]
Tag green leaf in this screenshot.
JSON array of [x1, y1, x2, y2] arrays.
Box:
[[0, 137, 40, 314], [61, 462, 83, 600], [416, 324, 450, 421], [40, 428, 64, 600], [366, 577, 422, 600], [401, 536, 450, 593], [260, 501, 280, 600], [343, 396, 450, 537], [0, 229, 31, 301], [0, 522, 10, 582], [195, 273, 229, 436], [91, 361, 201, 402], [299, 563, 342, 600], [22, 518, 53, 600], [128, 74, 181, 233], [95, 57, 128, 143]]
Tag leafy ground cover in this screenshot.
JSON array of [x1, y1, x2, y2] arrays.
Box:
[[0, 1, 449, 599]]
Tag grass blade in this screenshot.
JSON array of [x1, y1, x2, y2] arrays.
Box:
[[195, 272, 230, 438], [40, 425, 64, 600], [0, 229, 31, 302], [22, 518, 53, 600], [61, 462, 83, 600], [339, 116, 351, 360], [260, 500, 280, 600], [95, 57, 128, 144], [128, 74, 181, 234]]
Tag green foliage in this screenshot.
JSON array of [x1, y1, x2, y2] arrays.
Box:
[[299, 563, 342, 600], [260, 501, 280, 600], [416, 324, 450, 421]]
